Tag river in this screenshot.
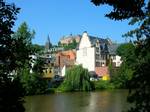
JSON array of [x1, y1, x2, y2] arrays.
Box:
[[24, 90, 129, 112]]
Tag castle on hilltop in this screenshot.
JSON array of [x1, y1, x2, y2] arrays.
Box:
[[59, 34, 81, 45]]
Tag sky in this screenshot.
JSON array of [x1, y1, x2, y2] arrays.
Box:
[[7, 0, 136, 45]]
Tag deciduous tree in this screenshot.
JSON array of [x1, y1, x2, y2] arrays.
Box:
[[91, 0, 150, 111], [0, 1, 35, 111], [0, 1, 25, 112]]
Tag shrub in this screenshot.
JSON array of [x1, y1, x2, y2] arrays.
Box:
[[94, 80, 115, 90], [19, 68, 48, 95]]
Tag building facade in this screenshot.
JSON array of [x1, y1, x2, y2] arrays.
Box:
[[76, 31, 110, 71], [55, 50, 76, 76], [76, 31, 121, 77], [108, 44, 122, 67], [55, 50, 76, 67]]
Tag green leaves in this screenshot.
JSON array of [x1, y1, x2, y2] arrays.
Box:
[[91, 0, 145, 20], [0, 1, 26, 112], [62, 39, 78, 50], [19, 67, 48, 95], [32, 57, 45, 74], [58, 65, 93, 92], [117, 43, 136, 67], [91, 0, 150, 111], [127, 38, 150, 112], [10, 22, 35, 70]]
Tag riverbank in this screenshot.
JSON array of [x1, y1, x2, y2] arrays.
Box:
[[24, 90, 129, 112], [43, 80, 120, 93]]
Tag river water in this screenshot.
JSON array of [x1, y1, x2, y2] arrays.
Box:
[[25, 90, 129, 112]]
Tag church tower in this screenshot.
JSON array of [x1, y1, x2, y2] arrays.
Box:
[[45, 35, 52, 50]]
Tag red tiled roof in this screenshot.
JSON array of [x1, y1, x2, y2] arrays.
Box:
[[95, 66, 109, 76]]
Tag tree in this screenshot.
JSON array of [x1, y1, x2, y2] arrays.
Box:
[[0, 1, 37, 111], [20, 67, 48, 95], [12, 22, 35, 71], [110, 43, 135, 88], [63, 39, 78, 50], [58, 65, 93, 91], [91, 0, 150, 111], [32, 44, 44, 54], [116, 43, 136, 63], [32, 57, 45, 74], [13, 23, 48, 95], [111, 62, 134, 88], [0, 0, 26, 112]]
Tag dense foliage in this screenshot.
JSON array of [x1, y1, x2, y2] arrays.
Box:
[[32, 57, 45, 74], [94, 80, 115, 90], [12, 22, 35, 69], [32, 44, 44, 54], [58, 65, 94, 92], [0, 1, 27, 112], [111, 43, 135, 88], [111, 62, 134, 88], [19, 67, 48, 95], [91, 0, 150, 111], [15, 23, 48, 95]]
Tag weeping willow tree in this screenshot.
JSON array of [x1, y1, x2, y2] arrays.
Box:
[[59, 65, 93, 92]]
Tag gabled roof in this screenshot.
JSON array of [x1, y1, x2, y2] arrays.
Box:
[[88, 35, 109, 45], [87, 35, 110, 53], [76, 32, 112, 50], [108, 44, 120, 55]]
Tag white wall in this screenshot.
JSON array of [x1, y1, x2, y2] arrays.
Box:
[[112, 55, 122, 67], [61, 65, 66, 77], [76, 47, 95, 71], [29, 55, 37, 73], [76, 32, 95, 71], [79, 32, 91, 49]]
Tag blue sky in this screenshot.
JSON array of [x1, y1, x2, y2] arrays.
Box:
[[8, 0, 135, 45]]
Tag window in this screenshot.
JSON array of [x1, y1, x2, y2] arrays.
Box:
[[100, 62, 105, 67], [83, 48, 87, 56], [96, 47, 99, 52], [100, 62, 102, 67], [113, 56, 116, 60], [96, 62, 100, 67], [96, 54, 100, 60], [101, 55, 105, 60]]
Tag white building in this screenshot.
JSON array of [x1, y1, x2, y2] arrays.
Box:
[[112, 55, 122, 67], [61, 65, 66, 77], [76, 31, 111, 72], [76, 31, 122, 76], [108, 44, 122, 67]]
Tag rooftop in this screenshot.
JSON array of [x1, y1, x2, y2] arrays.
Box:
[[108, 44, 120, 55]]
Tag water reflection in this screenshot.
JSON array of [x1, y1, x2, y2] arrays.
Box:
[[25, 90, 129, 112]]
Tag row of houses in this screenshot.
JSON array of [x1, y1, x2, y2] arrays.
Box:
[[76, 31, 121, 79], [36, 31, 122, 80]]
